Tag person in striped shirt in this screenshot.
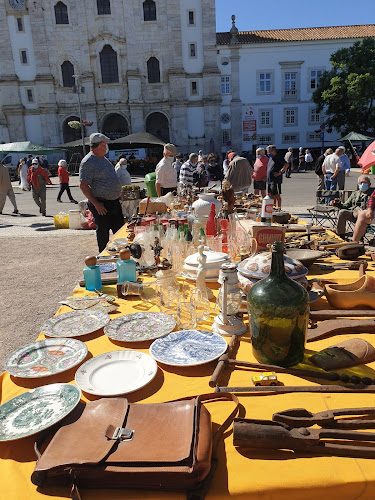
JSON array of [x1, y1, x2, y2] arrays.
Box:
[[179, 153, 198, 190]]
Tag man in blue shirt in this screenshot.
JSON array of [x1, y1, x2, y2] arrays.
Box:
[[79, 133, 124, 252], [337, 148, 350, 190]]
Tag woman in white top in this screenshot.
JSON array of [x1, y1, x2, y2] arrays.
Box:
[[115, 158, 132, 186], [18, 158, 29, 190]]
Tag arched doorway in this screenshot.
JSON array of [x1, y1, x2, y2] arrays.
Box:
[[62, 115, 81, 143], [102, 113, 129, 140], [146, 112, 169, 142]]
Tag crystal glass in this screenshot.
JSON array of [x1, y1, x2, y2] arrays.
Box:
[[140, 280, 159, 305], [206, 234, 223, 253], [191, 289, 211, 323], [177, 299, 197, 330], [159, 286, 179, 319]]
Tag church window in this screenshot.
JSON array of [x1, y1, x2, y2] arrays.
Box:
[[188, 11, 195, 25], [100, 45, 119, 83], [189, 43, 196, 58], [20, 49, 28, 64], [147, 57, 160, 83], [143, 0, 156, 22], [54, 2, 69, 24], [16, 17, 24, 31], [190, 81, 198, 95], [97, 0, 111, 15], [61, 61, 75, 87]]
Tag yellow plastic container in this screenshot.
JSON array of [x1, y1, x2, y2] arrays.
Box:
[[53, 213, 69, 229]]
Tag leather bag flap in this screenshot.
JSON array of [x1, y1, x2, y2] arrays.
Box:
[[34, 398, 128, 471], [108, 399, 198, 464]]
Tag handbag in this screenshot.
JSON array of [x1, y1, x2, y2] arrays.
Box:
[[31, 392, 239, 498]]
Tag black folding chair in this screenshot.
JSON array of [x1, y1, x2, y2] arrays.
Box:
[[307, 190, 340, 229]]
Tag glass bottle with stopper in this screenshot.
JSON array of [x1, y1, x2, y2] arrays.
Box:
[[247, 240, 309, 367], [117, 248, 137, 283], [83, 256, 102, 292], [212, 263, 247, 336]]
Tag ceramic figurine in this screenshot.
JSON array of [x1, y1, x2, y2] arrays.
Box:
[[151, 237, 163, 266], [196, 245, 214, 299]]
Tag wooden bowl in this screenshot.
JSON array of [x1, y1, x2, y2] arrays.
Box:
[[285, 249, 324, 268]]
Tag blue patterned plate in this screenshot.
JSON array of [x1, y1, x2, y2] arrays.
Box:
[[149, 330, 228, 367], [0, 383, 81, 441], [99, 262, 116, 273]]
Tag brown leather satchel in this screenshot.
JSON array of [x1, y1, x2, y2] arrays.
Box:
[[31, 393, 238, 498]]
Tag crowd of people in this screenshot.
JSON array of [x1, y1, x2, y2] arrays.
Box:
[[1, 132, 374, 249]]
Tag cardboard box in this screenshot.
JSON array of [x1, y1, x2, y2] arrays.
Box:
[[250, 224, 286, 250], [138, 200, 167, 215]]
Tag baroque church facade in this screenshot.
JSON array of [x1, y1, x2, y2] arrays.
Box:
[[1, 0, 375, 154]]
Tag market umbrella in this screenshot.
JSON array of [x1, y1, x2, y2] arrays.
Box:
[[338, 131, 375, 142], [110, 132, 166, 146], [357, 140, 375, 169], [54, 137, 91, 148], [0, 141, 66, 154]]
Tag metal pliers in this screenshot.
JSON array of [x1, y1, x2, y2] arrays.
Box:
[[272, 407, 375, 429]]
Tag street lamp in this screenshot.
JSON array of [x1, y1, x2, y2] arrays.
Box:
[[72, 74, 86, 159]]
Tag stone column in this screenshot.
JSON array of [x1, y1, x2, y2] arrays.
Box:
[[230, 49, 242, 153]]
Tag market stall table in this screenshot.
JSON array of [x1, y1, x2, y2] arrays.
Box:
[[1, 224, 375, 500]]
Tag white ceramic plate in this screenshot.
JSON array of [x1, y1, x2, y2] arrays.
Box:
[[75, 350, 158, 396], [149, 330, 228, 367]]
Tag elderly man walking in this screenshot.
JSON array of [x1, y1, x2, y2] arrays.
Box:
[[155, 143, 178, 196], [322, 146, 345, 193], [0, 161, 19, 215], [79, 133, 124, 252], [27, 158, 52, 216], [179, 153, 198, 192], [224, 151, 253, 192]]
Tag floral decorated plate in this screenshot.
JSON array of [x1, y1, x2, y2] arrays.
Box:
[[149, 330, 228, 367], [75, 350, 157, 396], [0, 383, 81, 442], [104, 312, 176, 342], [237, 252, 308, 280], [5, 339, 88, 378], [41, 310, 110, 338]]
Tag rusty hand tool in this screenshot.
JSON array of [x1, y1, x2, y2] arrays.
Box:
[[215, 385, 375, 394], [227, 358, 375, 385], [272, 407, 375, 429], [310, 310, 375, 321], [209, 335, 240, 387], [233, 418, 375, 458], [307, 319, 375, 342]]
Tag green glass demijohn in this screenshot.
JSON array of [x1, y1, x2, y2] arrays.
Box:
[[247, 240, 309, 367]]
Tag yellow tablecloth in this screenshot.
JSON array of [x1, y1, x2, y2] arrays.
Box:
[[1, 226, 375, 500]]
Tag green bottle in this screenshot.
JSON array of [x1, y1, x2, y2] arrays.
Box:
[[177, 222, 184, 239], [199, 227, 206, 244], [247, 241, 309, 367]]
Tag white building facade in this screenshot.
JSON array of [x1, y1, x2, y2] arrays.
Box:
[[0, 0, 221, 153], [217, 21, 375, 154], [1, 1, 375, 156]]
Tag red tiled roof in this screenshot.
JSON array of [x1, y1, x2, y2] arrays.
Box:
[[216, 25, 375, 45]]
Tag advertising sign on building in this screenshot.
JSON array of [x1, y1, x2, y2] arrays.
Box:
[[243, 106, 256, 142]]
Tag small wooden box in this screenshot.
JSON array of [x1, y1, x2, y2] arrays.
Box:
[[250, 225, 286, 251], [138, 200, 167, 215]]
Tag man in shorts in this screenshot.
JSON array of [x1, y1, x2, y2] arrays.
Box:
[[266, 145, 288, 209], [352, 189, 375, 242]]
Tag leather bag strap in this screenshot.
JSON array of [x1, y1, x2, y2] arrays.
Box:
[[173, 392, 239, 451]]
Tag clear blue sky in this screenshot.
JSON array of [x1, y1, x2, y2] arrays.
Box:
[[216, 0, 374, 32]]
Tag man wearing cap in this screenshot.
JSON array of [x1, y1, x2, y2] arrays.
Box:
[[79, 133, 124, 252], [155, 143, 178, 197], [27, 158, 52, 216], [224, 151, 253, 192]]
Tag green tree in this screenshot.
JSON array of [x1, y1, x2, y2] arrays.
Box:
[[312, 38, 375, 134]]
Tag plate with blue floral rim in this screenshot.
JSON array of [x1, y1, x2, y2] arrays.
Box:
[[104, 312, 176, 342], [149, 330, 228, 367], [41, 310, 110, 338], [0, 383, 81, 442], [5, 338, 88, 378], [75, 350, 158, 396]]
